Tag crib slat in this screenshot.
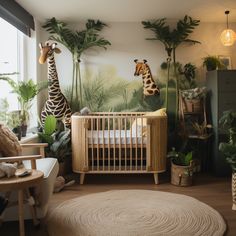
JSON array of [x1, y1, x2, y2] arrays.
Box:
[[124, 118, 127, 171], [113, 116, 116, 171], [141, 117, 143, 171], [135, 114, 138, 171], [119, 116, 121, 171], [97, 118, 99, 171], [146, 124, 151, 171], [91, 118, 94, 171], [108, 116, 110, 171], [130, 116, 133, 171], [102, 118, 105, 171], [85, 119, 89, 169]]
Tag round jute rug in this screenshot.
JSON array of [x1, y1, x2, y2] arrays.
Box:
[[47, 190, 226, 236]]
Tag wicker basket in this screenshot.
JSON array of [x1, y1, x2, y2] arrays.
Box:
[[182, 98, 202, 113], [171, 161, 194, 186]]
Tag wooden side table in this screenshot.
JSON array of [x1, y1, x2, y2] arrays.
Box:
[[0, 170, 43, 236]]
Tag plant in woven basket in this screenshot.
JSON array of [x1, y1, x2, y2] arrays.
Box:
[[168, 147, 193, 166], [219, 110, 236, 210], [168, 147, 194, 186]]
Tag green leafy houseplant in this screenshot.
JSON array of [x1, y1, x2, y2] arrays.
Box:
[[0, 98, 22, 139], [38, 115, 72, 163], [202, 56, 224, 71], [219, 110, 236, 210], [219, 110, 236, 172], [178, 63, 197, 90], [0, 74, 46, 135], [168, 147, 193, 166], [42, 17, 111, 111]]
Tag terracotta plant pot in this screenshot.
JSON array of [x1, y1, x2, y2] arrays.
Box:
[[171, 161, 194, 186]]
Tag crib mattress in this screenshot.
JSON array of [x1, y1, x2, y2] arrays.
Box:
[[87, 130, 146, 145]]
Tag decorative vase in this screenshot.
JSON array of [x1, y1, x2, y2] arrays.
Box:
[[232, 172, 236, 210], [171, 161, 194, 186]]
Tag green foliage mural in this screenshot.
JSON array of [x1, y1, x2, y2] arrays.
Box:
[[42, 17, 111, 111], [64, 65, 164, 113]]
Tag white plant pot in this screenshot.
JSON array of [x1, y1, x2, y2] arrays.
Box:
[[232, 172, 236, 210]]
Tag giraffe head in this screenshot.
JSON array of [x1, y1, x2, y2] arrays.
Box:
[[134, 59, 148, 76], [134, 59, 160, 96], [39, 42, 61, 64]]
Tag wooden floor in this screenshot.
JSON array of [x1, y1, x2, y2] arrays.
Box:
[[0, 172, 235, 236]]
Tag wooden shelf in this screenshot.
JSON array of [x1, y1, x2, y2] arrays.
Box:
[[187, 133, 213, 140]]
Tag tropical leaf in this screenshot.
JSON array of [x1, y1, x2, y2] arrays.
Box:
[[44, 115, 57, 135]]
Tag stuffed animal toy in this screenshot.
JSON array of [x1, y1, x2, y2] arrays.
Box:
[[0, 162, 17, 178], [53, 176, 75, 193], [80, 107, 91, 115]]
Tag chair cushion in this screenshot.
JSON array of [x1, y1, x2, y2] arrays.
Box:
[[0, 124, 22, 157], [23, 158, 58, 178]]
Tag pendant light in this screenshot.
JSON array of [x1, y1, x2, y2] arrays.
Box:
[[220, 10, 236, 46]]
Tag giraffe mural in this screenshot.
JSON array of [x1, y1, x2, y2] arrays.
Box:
[[134, 59, 160, 96], [39, 42, 72, 128]]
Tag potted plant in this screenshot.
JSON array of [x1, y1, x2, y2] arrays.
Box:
[[0, 98, 22, 140], [202, 56, 225, 71], [178, 63, 197, 90], [180, 87, 206, 113], [38, 115, 72, 176], [168, 148, 194, 186], [0, 74, 46, 136], [219, 110, 236, 210]]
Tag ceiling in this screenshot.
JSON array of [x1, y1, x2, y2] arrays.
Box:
[[16, 0, 236, 23]]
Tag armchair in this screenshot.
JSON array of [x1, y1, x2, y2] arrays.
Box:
[[0, 142, 59, 222]]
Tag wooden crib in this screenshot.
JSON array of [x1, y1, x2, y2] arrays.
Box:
[[71, 112, 167, 184]]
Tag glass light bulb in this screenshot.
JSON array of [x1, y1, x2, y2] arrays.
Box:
[[220, 29, 236, 46]]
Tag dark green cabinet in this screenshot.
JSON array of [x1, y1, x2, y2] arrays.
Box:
[[206, 70, 236, 176]]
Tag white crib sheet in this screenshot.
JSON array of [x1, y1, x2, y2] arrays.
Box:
[[87, 130, 147, 145]]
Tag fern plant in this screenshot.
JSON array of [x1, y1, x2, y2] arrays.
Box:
[[142, 15, 200, 126], [42, 17, 111, 111]]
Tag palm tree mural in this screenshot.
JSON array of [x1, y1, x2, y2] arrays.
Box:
[[142, 15, 200, 125], [42, 17, 111, 111]]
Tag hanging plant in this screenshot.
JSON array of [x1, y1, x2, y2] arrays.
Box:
[[42, 17, 111, 111], [142, 15, 200, 126]]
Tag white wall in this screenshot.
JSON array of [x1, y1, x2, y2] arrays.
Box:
[[36, 21, 236, 109]]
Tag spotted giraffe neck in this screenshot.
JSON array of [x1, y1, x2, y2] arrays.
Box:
[[47, 54, 61, 99], [142, 65, 153, 83], [140, 63, 160, 96]]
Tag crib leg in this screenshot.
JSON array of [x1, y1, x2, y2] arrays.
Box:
[[80, 173, 85, 185], [153, 173, 159, 185]]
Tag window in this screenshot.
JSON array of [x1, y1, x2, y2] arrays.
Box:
[[0, 17, 20, 111], [0, 17, 37, 130]]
